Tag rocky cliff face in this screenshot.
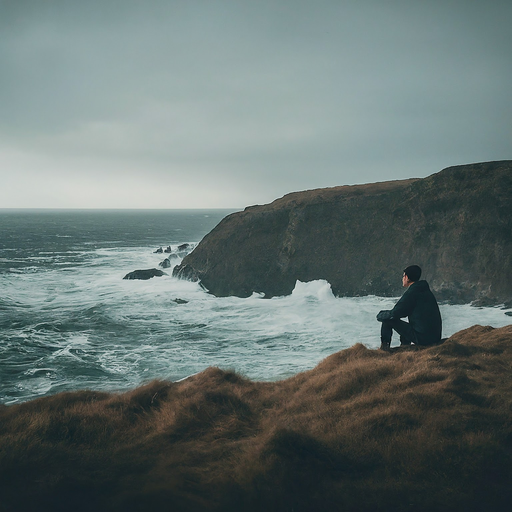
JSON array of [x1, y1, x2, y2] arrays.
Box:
[[174, 161, 512, 304]]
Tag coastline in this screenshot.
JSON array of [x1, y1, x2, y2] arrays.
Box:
[[2, 324, 512, 511]]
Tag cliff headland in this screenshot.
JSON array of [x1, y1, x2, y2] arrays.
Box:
[[1, 325, 512, 511], [174, 160, 512, 304]]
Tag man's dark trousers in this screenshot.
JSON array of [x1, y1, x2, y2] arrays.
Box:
[[381, 319, 417, 346]]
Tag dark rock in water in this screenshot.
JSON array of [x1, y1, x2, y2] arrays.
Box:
[[175, 243, 195, 258], [123, 269, 167, 280], [172, 298, 188, 304], [173, 263, 202, 282], [160, 254, 182, 266], [154, 247, 163, 254], [173, 161, 512, 304], [506, 312, 512, 317], [164, 246, 173, 253], [159, 258, 171, 269], [472, 296, 504, 307]]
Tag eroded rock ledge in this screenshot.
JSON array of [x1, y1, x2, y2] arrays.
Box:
[[173, 161, 512, 304]]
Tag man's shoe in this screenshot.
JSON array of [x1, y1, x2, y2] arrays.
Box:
[[380, 342, 391, 351], [399, 336, 411, 346]]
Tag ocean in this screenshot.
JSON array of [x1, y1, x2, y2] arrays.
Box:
[[1, 209, 511, 405]]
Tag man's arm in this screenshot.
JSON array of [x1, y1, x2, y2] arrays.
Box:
[[376, 310, 393, 321], [389, 287, 415, 319], [376, 288, 416, 322]]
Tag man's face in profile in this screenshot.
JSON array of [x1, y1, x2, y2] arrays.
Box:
[[402, 273, 412, 287]]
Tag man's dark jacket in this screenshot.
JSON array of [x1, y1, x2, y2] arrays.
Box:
[[379, 280, 442, 345]]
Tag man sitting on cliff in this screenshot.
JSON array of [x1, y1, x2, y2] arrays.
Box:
[[376, 265, 442, 351]]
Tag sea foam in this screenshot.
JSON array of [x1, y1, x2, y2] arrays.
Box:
[[1, 209, 510, 404]]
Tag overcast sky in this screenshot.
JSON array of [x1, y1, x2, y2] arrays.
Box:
[[1, 0, 510, 209]]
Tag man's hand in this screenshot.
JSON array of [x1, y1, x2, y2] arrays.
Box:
[[377, 310, 393, 322]]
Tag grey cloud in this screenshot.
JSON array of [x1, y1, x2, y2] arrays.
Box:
[[0, 0, 511, 207]]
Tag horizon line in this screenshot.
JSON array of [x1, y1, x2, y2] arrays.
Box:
[[0, 207, 242, 211]]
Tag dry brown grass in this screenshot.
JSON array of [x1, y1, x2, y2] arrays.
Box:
[[1, 324, 512, 511]]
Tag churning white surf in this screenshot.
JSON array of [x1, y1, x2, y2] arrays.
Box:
[[1, 210, 510, 405]]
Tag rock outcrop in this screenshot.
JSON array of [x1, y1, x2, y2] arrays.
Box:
[[159, 258, 171, 268], [123, 268, 167, 280], [173, 161, 512, 303]]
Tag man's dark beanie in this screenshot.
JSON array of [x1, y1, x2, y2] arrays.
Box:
[[404, 265, 422, 282]]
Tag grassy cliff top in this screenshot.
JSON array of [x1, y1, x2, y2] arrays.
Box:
[[2, 324, 512, 511]]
